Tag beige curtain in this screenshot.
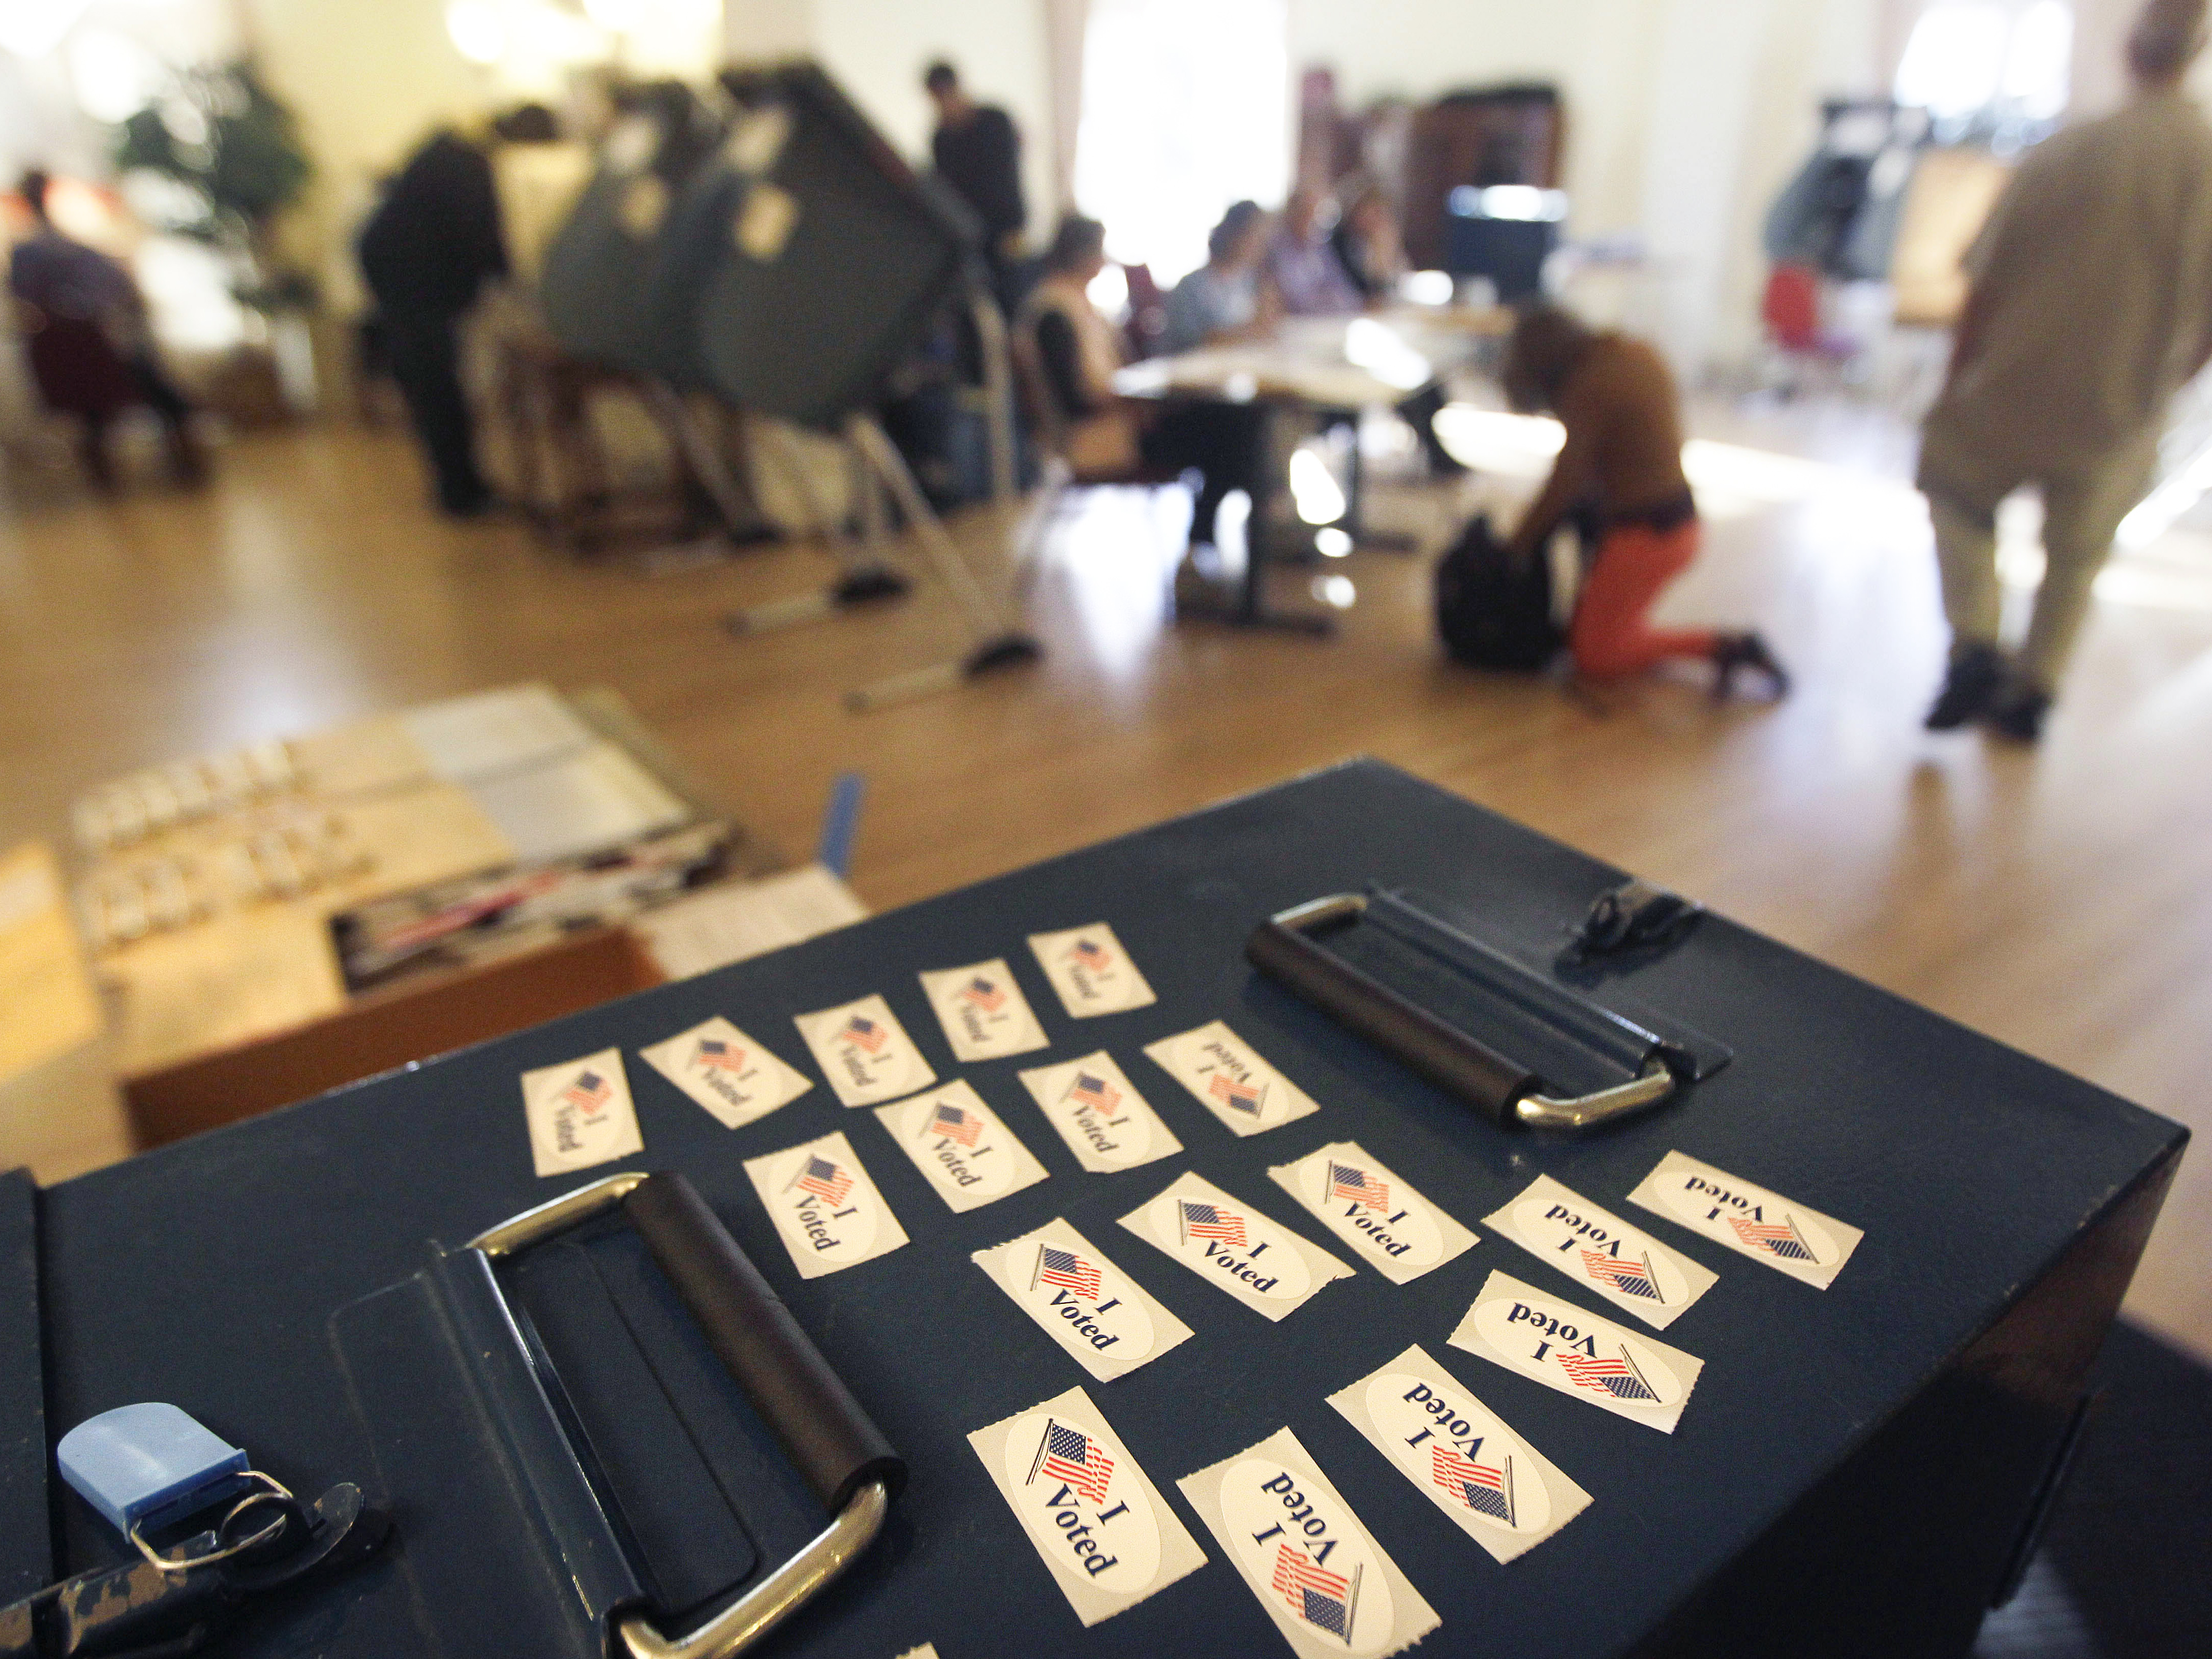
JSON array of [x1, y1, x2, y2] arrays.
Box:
[[1043, 0, 1092, 219]]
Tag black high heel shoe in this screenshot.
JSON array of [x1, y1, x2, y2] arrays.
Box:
[[1712, 631, 1791, 700]]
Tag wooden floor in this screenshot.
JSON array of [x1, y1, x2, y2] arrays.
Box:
[[3, 405, 2208, 1358]]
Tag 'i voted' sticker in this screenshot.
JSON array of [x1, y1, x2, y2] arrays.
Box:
[[1027, 923, 1156, 1018], [1017, 1051, 1182, 1173], [1626, 1150, 1863, 1289], [1144, 1020, 1320, 1138], [972, 1219, 1191, 1382], [520, 1048, 643, 1178], [917, 958, 1050, 1063], [1327, 1344, 1590, 1564], [1483, 1174, 1717, 1330], [1269, 1141, 1479, 1284], [637, 1017, 812, 1130], [1179, 1426, 1439, 1659], [1118, 1171, 1351, 1322], [793, 994, 935, 1108], [1448, 1270, 1705, 1433], [740, 1130, 909, 1279], [873, 1080, 1048, 1213], [968, 1387, 1207, 1627]]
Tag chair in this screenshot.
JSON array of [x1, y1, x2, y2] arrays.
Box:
[[18, 304, 139, 422], [1121, 261, 1170, 361], [1759, 263, 1856, 397], [1005, 309, 1183, 582]]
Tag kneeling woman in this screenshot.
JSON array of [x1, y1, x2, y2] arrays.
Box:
[[1502, 305, 1786, 695]]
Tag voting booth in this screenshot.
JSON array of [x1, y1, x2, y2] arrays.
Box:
[[538, 64, 977, 429], [0, 762, 2182, 1657]]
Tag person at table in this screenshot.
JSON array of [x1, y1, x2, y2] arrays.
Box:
[[10, 169, 205, 489], [1018, 214, 1266, 558], [1916, 0, 2212, 742], [925, 60, 1026, 293], [1265, 185, 1365, 317], [1502, 304, 1788, 697], [1331, 176, 1406, 302], [1160, 200, 1277, 355]]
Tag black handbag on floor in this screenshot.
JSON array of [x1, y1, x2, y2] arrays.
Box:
[[1434, 512, 1562, 671]]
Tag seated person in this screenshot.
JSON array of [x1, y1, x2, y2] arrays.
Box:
[[1264, 185, 1365, 317], [1501, 304, 1787, 695], [1018, 214, 1266, 559], [1265, 182, 1459, 476], [1160, 200, 1276, 355], [10, 169, 203, 489], [1331, 176, 1406, 302]]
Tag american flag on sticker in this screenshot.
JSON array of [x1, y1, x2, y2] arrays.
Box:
[[1066, 1071, 1121, 1113], [1036, 1245, 1101, 1300], [1034, 1422, 1114, 1504], [840, 1015, 888, 1054], [1068, 938, 1111, 969], [557, 1071, 612, 1113], [1178, 1200, 1248, 1249], [1581, 1249, 1664, 1301], [1330, 1162, 1389, 1210], [1432, 1444, 1515, 1525], [958, 976, 1006, 1012], [1272, 1543, 1355, 1641], [1730, 1214, 1817, 1262], [692, 1037, 747, 1074], [1557, 1347, 1660, 1402], [1208, 1072, 1264, 1115], [792, 1156, 852, 1206], [926, 1100, 982, 1147]]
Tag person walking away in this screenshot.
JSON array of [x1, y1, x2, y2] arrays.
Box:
[[358, 120, 518, 517], [925, 61, 1026, 300], [1919, 0, 2212, 742], [10, 170, 204, 489], [1501, 305, 1787, 696]]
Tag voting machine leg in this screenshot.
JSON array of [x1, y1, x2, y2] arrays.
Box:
[[843, 414, 1043, 712], [725, 424, 912, 637]]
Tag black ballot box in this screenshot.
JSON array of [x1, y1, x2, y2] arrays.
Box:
[[0, 760, 2184, 1658]]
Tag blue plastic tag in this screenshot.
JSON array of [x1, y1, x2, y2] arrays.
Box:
[[57, 1403, 250, 1535]]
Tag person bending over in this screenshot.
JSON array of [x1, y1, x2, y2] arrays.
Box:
[[356, 109, 552, 518], [1018, 214, 1266, 561], [10, 170, 203, 489], [1502, 305, 1786, 695]]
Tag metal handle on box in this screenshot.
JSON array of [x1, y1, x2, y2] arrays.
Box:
[[1246, 893, 1676, 1130], [468, 1171, 902, 1659]]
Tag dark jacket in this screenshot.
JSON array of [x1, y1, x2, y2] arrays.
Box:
[[358, 132, 507, 319]]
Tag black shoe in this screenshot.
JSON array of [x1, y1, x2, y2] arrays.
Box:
[[1924, 643, 2004, 730], [1712, 631, 1790, 699], [1984, 685, 2051, 743]]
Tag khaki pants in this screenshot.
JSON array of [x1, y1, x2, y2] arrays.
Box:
[[1916, 418, 2159, 693]]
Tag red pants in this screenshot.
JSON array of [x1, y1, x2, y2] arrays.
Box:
[[1570, 519, 1715, 678]]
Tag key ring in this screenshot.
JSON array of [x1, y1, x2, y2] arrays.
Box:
[[128, 1470, 297, 1573]]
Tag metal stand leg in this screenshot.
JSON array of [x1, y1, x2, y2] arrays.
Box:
[[726, 424, 910, 636], [843, 414, 1042, 712], [645, 386, 770, 544]]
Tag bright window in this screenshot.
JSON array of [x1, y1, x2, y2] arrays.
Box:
[[1072, 0, 1291, 287], [1895, 1, 2073, 122]]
